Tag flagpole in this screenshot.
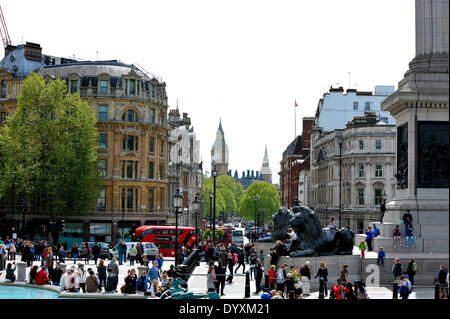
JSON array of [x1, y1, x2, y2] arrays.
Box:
[[294, 104, 296, 138]]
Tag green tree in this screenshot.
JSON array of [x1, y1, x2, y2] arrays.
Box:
[[201, 175, 243, 221], [0, 72, 100, 242], [238, 182, 280, 224]]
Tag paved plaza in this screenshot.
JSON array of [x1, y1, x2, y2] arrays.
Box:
[[0, 254, 438, 299]]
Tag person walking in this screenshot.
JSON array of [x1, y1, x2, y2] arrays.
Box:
[[249, 253, 258, 280], [97, 259, 107, 292], [136, 243, 143, 266], [91, 242, 100, 265], [380, 200, 387, 223], [340, 264, 349, 284], [407, 258, 417, 287], [71, 243, 79, 264], [207, 265, 216, 293], [215, 261, 226, 296], [58, 246, 66, 264], [117, 241, 125, 265], [9, 241, 16, 261], [22, 241, 33, 267], [82, 242, 90, 264], [436, 265, 448, 299], [276, 265, 286, 296], [128, 244, 137, 266], [234, 250, 246, 274], [255, 261, 263, 294], [315, 261, 329, 297], [300, 261, 311, 296], [226, 252, 234, 283]]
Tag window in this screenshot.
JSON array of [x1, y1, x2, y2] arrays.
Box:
[[122, 109, 139, 122], [359, 140, 364, 150], [148, 161, 154, 179], [71, 80, 78, 94], [149, 137, 155, 153], [381, 116, 388, 123], [98, 159, 107, 177], [358, 189, 364, 205], [98, 134, 107, 150], [160, 141, 164, 154], [376, 140, 382, 150], [150, 84, 155, 98], [1, 80, 6, 98], [127, 160, 133, 178], [127, 189, 133, 209], [122, 135, 138, 151], [0, 112, 6, 124], [149, 109, 155, 124], [353, 101, 358, 110], [99, 105, 108, 121], [375, 164, 383, 177], [374, 188, 383, 205], [99, 80, 108, 94], [129, 79, 135, 94], [159, 163, 164, 179], [365, 101, 370, 111], [97, 188, 106, 208], [359, 164, 364, 177], [148, 189, 154, 209]]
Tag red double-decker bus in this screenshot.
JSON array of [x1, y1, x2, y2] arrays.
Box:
[[132, 225, 197, 257]]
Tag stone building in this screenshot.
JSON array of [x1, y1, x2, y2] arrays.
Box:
[[0, 42, 170, 244], [229, 169, 264, 190], [167, 107, 202, 228], [279, 118, 313, 209], [308, 113, 396, 233], [210, 119, 229, 176]]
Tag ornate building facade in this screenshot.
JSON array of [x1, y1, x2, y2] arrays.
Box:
[[1, 42, 170, 244], [308, 113, 396, 233], [167, 108, 202, 228]]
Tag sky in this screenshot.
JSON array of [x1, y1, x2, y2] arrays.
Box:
[[3, 0, 415, 182]]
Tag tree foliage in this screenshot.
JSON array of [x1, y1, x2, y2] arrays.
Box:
[[201, 175, 243, 219], [0, 72, 100, 219], [238, 182, 280, 224]]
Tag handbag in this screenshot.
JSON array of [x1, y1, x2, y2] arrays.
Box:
[[120, 285, 125, 293]]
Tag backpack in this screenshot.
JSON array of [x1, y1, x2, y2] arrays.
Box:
[[412, 262, 417, 272]]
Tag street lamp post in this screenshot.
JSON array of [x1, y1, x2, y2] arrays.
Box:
[[209, 192, 213, 242], [121, 191, 125, 240], [338, 141, 342, 229], [212, 167, 218, 245], [11, 170, 16, 238], [253, 195, 258, 243], [192, 196, 201, 247], [172, 189, 183, 267]]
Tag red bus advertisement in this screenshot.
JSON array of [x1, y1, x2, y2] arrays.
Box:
[[216, 226, 233, 246], [132, 226, 197, 257]]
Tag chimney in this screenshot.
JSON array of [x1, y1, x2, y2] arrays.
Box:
[[24, 42, 42, 62]]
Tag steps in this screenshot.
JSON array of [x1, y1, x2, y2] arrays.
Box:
[[355, 234, 424, 253]]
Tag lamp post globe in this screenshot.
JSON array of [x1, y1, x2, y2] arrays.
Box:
[[172, 189, 183, 267]]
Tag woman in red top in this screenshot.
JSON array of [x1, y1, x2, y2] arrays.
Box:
[[332, 279, 348, 299], [36, 267, 50, 285], [268, 265, 277, 290]]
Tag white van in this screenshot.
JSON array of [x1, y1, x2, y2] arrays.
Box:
[[231, 228, 247, 244], [111, 242, 159, 259]]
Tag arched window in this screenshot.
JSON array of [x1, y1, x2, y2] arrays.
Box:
[[122, 109, 139, 122]]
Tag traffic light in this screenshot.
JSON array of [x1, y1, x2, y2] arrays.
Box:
[[49, 221, 56, 233], [56, 219, 65, 232]]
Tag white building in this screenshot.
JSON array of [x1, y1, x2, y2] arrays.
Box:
[[314, 85, 396, 131], [308, 113, 396, 233]]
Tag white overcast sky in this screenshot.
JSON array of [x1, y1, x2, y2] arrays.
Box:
[[4, 0, 415, 182]]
